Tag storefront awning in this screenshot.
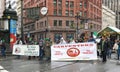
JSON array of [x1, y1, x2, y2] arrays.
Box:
[[98, 26, 120, 36]]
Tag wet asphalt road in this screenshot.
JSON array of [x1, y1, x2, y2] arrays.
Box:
[[0, 55, 120, 72]]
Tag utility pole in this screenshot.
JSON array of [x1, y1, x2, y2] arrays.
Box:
[[75, 13, 80, 40], [21, 0, 24, 41]]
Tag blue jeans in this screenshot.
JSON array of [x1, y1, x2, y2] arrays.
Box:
[[1, 48, 6, 57], [39, 46, 44, 60], [107, 49, 112, 59], [117, 49, 120, 60]]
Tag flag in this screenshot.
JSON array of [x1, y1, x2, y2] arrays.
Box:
[[93, 31, 97, 38]]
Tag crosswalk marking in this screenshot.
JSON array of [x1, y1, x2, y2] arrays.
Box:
[[0, 66, 4, 69], [0, 65, 9, 72]]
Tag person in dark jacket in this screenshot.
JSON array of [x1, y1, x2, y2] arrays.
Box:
[[100, 36, 109, 62], [106, 38, 112, 59], [39, 39, 44, 60], [0, 42, 6, 58], [117, 40, 120, 60]]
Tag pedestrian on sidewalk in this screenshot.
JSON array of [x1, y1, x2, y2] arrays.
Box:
[[117, 40, 120, 60], [100, 36, 109, 63], [113, 39, 119, 59], [106, 38, 112, 59], [0, 41, 6, 58], [44, 38, 52, 61]]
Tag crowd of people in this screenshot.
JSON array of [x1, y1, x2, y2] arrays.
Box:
[[0, 35, 120, 62], [98, 36, 120, 63]]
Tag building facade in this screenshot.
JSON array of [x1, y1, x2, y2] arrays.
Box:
[[0, 0, 5, 18], [16, 0, 22, 34], [23, 0, 102, 42], [102, 5, 116, 29], [102, 0, 120, 29], [0, 0, 5, 30]]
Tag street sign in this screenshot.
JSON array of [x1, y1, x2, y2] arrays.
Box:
[[40, 7, 48, 15]]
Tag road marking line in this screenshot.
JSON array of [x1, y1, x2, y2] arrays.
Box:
[[0, 70, 9, 72], [0, 66, 4, 69], [0, 65, 9, 72]]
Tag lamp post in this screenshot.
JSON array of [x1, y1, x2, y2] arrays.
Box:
[[21, 0, 24, 41], [40, 7, 48, 38], [2, 1, 17, 49], [75, 13, 80, 40]]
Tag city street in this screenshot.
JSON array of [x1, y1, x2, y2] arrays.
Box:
[[0, 54, 120, 72], [0, 0, 120, 72]]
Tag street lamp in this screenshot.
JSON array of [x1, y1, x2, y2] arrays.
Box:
[[2, 1, 17, 49], [21, 0, 24, 41], [75, 12, 91, 40], [75, 13, 80, 40]]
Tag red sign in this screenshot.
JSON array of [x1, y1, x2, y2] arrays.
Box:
[[67, 48, 80, 57], [10, 33, 16, 44]]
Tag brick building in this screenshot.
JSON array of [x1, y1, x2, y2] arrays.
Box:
[[23, 0, 102, 42]]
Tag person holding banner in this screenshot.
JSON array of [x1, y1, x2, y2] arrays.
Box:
[[44, 38, 52, 61], [14, 37, 23, 59], [88, 36, 96, 43], [39, 39, 44, 60], [28, 38, 38, 60]]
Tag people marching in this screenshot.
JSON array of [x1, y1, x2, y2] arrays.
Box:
[[14, 37, 23, 59], [1, 33, 120, 64]]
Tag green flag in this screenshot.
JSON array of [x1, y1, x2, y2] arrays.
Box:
[[93, 31, 97, 38]]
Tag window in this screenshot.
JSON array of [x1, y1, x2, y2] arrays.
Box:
[[84, 11, 87, 17], [70, 1, 74, 8], [80, 20, 84, 24], [65, 10, 69, 16], [58, 0, 62, 7], [70, 21, 74, 28], [70, 21, 74, 25], [54, 33, 62, 42], [80, 2, 82, 8], [105, 0, 107, 6], [58, 9, 62, 16], [66, 20, 69, 26], [45, 21, 46, 26], [58, 20, 62, 26], [66, 33, 74, 39], [66, 1, 69, 8], [84, 2, 87, 8], [40, 22, 43, 27], [53, 0, 57, 7], [70, 10, 74, 16], [54, 20, 57, 26], [31, 24, 35, 30], [54, 9, 57, 15]]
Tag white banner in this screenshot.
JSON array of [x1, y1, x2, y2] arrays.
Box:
[[51, 42, 97, 61], [12, 45, 39, 56]]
